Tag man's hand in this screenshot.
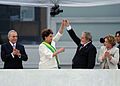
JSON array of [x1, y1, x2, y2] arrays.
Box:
[[60, 20, 69, 30], [64, 20, 70, 27], [59, 20, 69, 34], [12, 48, 18, 56], [12, 49, 21, 57], [16, 50, 21, 57], [61, 20, 66, 29], [61, 20, 70, 28]]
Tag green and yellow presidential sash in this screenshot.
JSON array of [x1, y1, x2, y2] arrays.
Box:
[[42, 41, 60, 69]]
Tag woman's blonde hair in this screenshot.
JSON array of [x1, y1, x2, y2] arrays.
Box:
[[104, 35, 116, 46]]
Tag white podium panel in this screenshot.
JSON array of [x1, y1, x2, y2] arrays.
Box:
[[0, 69, 119, 86]]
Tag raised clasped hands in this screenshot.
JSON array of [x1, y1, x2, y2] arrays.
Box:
[[61, 20, 70, 28]]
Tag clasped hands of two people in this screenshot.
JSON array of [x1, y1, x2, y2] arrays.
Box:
[[61, 20, 70, 29], [53, 20, 70, 57]]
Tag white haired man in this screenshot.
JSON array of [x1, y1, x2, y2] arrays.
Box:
[[1, 30, 28, 69]]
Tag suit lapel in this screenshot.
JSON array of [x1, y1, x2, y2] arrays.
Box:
[[84, 42, 91, 49], [16, 43, 21, 51], [7, 42, 13, 51], [80, 42, 92, 51], [16, 43, 20, 50]]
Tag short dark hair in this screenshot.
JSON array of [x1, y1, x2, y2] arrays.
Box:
[[41, 29, 53, 40], [115, 31, 120, 36]]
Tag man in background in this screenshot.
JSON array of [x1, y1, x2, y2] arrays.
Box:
[[1, 30, 28, 69], [115, 31, 120, 69]]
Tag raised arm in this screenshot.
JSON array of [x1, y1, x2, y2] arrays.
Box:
[[53, 20, 66, 42], [65, 20, 80, 46]]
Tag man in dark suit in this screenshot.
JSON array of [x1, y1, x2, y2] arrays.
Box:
[[65, 20, 97, 69], [1, 30, 28, 69], [115, 31, 120, 69]]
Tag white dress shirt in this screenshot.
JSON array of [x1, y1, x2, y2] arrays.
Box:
[[39, 32, 62, 69], [9, 41, 16, 48], [9, 41, 16, 58], [98, 46, 119, 69]]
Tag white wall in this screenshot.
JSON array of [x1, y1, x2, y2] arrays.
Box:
[[0, 69, 120, 86]]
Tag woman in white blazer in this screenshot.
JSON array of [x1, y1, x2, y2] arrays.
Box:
[[98, 35, 119, 69], [39, 20, 67, 69]]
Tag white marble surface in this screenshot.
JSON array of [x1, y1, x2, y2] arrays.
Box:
[[0, 69, 119, 86]]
